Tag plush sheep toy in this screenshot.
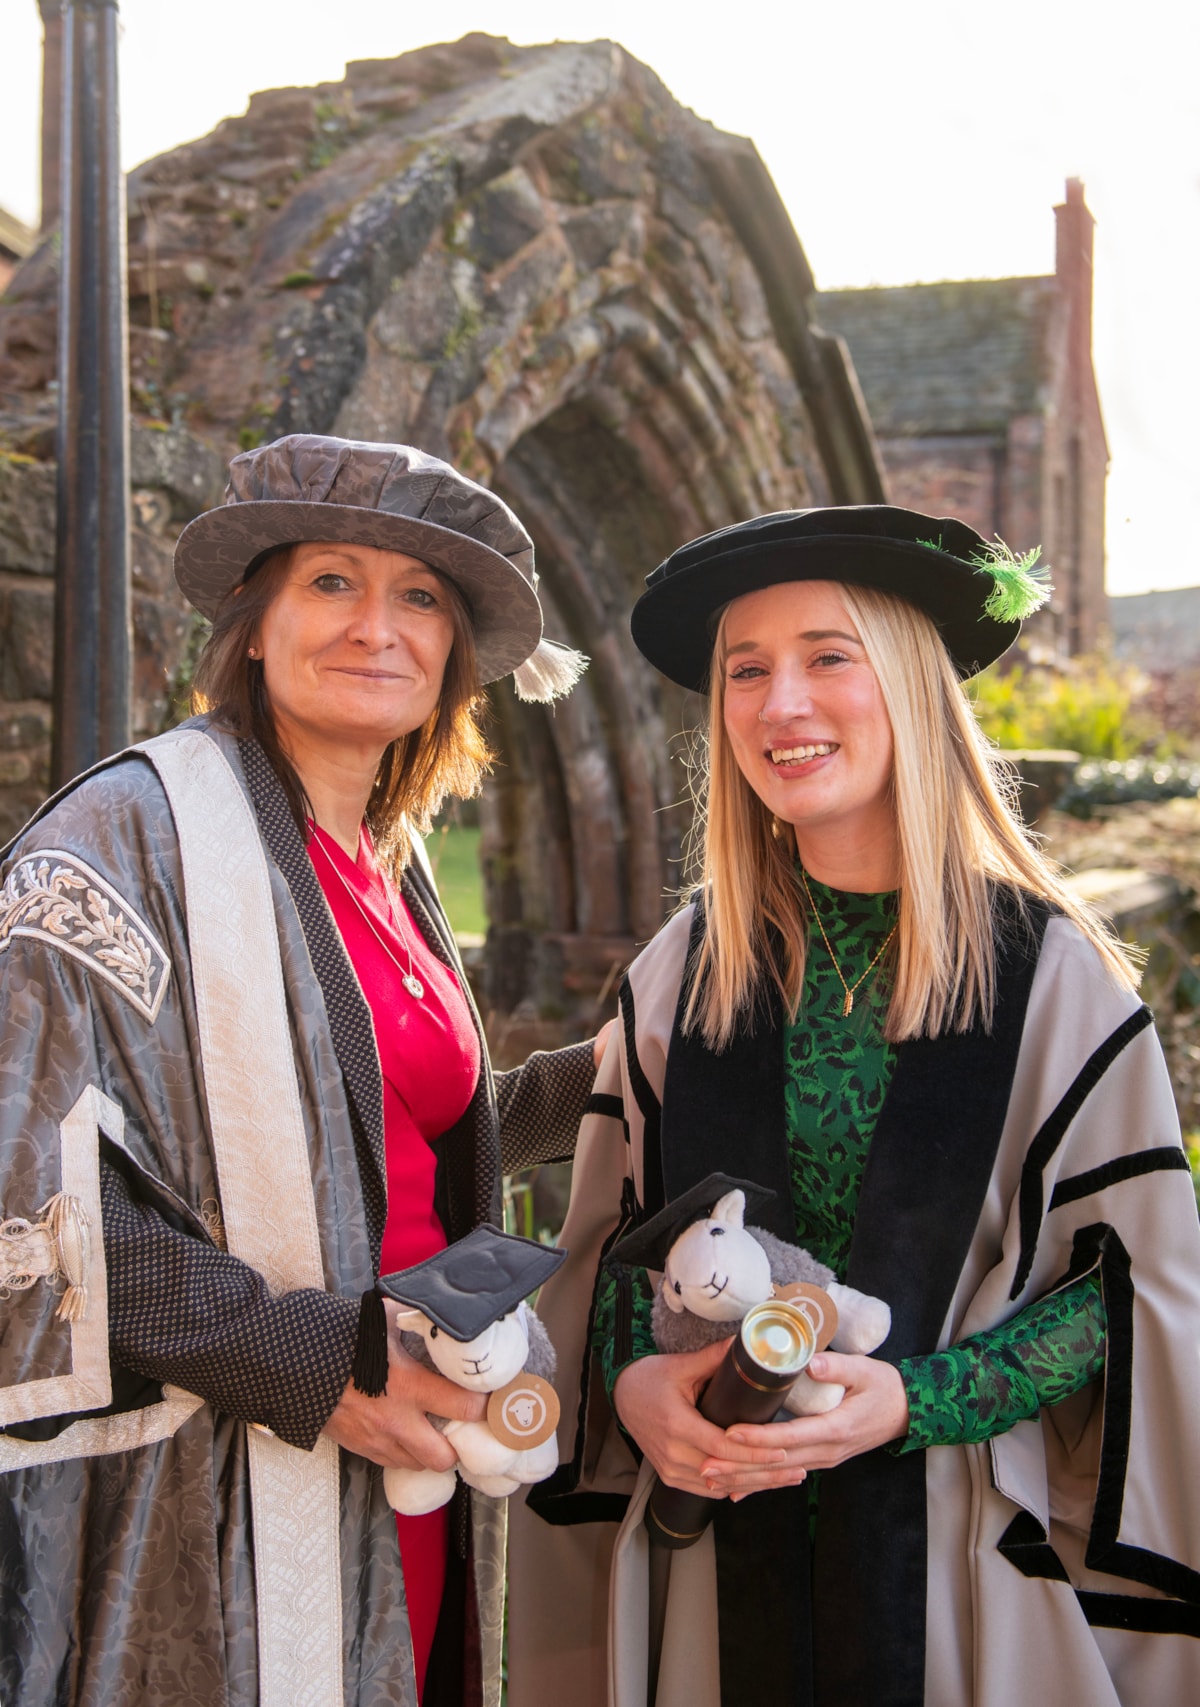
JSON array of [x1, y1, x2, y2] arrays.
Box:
[[613, 1174, 891, 1415], [377, 1225, 565, 1516]]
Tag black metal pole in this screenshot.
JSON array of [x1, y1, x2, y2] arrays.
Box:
[[51, 0, 131, 787]]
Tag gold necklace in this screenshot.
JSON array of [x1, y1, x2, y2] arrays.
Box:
[[309, 826, 426, 1000], [798, 868, 897, 1018]]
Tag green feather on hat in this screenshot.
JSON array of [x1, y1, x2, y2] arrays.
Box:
[[969, 540, 1054, 624], [916, 534, 1054, 626]]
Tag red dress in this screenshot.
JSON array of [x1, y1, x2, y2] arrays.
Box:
[[308, 824, 481, 1701]]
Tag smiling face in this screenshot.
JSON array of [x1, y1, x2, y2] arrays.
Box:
[[720, 579, 898, 880], [254, 540, 457, 767]]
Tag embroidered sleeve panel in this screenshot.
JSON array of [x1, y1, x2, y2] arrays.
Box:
[[0, 850, 171, 1024], [0, 1192, 90, 1318], [0, 1085, 115, 1430]]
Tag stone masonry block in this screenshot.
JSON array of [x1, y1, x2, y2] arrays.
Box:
[[0, 579, 54, 701], [0, 703, 52, 750], [129, 425, 226, 521], [0, 456, 55, 576], [466, 169, 547, 269], [561, 203, 641, 272]]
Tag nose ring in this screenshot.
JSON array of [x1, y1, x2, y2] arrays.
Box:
[[757, 709, 768, 723]]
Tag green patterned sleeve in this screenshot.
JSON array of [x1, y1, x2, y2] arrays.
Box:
[[894, 1272, 1106, 1455], [592, 1263, 658, 1401]]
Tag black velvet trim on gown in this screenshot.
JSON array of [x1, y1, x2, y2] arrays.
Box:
[[998, 1223, 1200, 1638], [652, 895, 1049, 1705]]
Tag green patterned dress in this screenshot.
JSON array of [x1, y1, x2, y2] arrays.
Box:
[[597, 875, 1106, 1450]]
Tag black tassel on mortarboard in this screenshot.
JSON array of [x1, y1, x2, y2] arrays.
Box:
[[351, 1288, 389, 1397]]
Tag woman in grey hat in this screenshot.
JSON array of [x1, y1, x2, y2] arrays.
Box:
[[0, 434, 598, 1707], [510, 506, 1200, 1707]]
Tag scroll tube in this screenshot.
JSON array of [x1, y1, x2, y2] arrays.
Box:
[[644, 1294, 826, 1550]]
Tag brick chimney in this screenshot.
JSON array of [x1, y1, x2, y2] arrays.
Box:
[[39, 0, 64, 233], [1054, 177, 1095, 410]]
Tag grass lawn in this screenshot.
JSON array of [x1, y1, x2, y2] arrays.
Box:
[[425, 823, 486, 937]]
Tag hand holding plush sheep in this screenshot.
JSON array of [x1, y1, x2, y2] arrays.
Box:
[[615, 1175, 891, 1416], [377, 1226, 565, 1516]]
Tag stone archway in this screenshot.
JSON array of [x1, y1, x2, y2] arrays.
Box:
[[0, 33, 884, 1029]]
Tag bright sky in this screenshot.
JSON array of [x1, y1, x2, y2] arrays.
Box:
[[2, 0, 1196, 596]]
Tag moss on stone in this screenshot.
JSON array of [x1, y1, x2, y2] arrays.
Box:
[[443, 302, 482, 361]]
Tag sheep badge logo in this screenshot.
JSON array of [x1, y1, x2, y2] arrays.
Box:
[[487, 1373, 560, 1452]]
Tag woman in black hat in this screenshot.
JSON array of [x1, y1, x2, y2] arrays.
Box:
[[0, 434, 601, 1707], [510, 507, 1200, 1707]]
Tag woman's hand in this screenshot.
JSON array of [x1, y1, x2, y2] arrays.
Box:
[[614, 1341, 792, 1497], [322, 1303, 487, 1471], [701, 1352, 909, 1497]]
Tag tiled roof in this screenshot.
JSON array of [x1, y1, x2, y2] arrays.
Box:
[[0, 206, 34, 263], [813, 277, 1060, 437]]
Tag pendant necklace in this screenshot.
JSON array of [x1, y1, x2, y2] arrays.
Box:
[[799, 868, 897, 1018], [309, 824, 426, 1000]]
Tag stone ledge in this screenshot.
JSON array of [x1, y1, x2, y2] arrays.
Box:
[[1063, 865, 1196, 1011], [1063, 866, 1188, 929]]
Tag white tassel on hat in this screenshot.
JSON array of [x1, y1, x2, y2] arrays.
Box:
[[512, 638, 589, 703]]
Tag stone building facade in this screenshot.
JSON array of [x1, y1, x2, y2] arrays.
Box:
[[0, 33, 883, 1034], [815, 180, 1109, 656]]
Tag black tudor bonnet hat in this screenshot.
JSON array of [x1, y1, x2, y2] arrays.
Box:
[[173, 434, 586, 703], [630, 504, 1052, 690]]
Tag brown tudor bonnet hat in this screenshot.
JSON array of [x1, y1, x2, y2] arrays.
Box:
[[173, 434, 585, 702]]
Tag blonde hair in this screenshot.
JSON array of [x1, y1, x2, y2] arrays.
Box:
[[191, 545, 492, 873], [686, 582, 1137, 1049]]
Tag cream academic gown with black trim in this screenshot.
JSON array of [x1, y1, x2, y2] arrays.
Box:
[[508, 894, 1200, 1707]]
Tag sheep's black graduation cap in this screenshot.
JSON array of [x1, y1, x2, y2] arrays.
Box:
[[607, 1173, 777, 1273], [378, 1224, 566, 1341]]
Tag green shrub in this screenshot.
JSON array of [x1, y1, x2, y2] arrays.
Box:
[[968, 653, 1150, 759]]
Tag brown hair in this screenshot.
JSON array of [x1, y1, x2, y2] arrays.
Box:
[[685, 582, 1137, 1050], [190, 544, 492, 871]]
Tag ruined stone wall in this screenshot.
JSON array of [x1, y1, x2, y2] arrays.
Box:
[[0, 430, 224, 840], [0, 33, 883, 1032]]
